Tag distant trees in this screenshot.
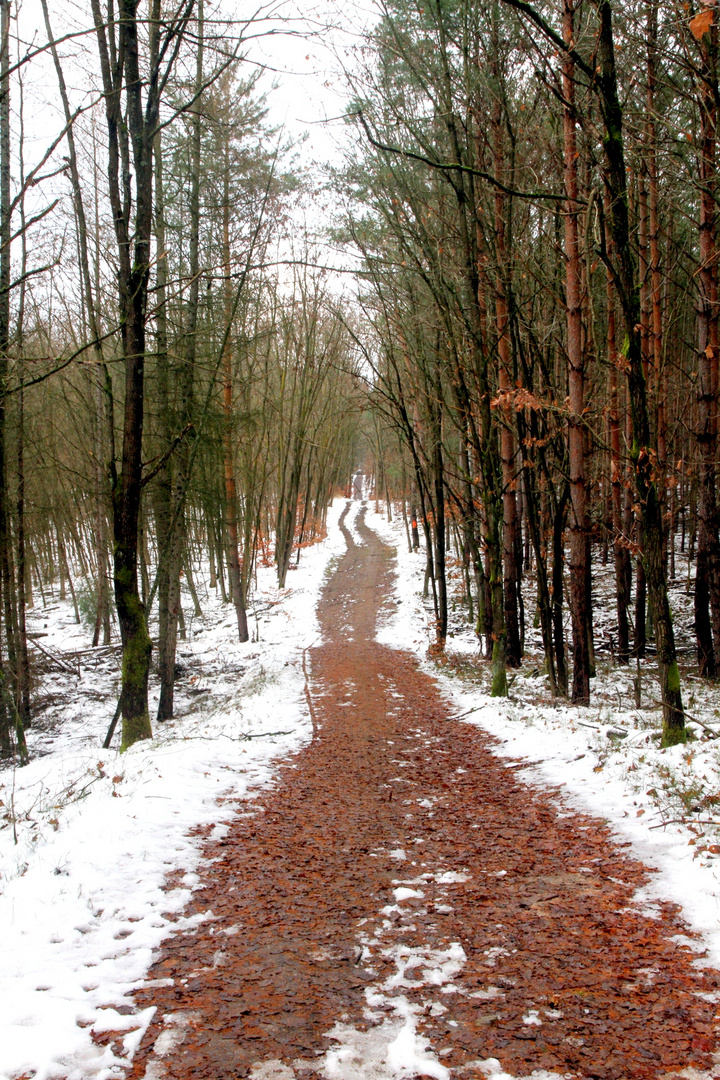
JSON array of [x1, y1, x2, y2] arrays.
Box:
[[0, 1, 362, 761], [12, 0, 720, 763]]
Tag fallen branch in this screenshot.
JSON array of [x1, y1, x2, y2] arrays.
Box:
[[47, 772, 104, 810], [246, 601, 282, 619], [174, 730, 295, 743], [649, 700, 720, 739], [650, 817, 720, 830], [29, 637, 78, 675], [64, 775, 103, 804], [242, 730, 294, 740], [64, 644, 121, 659], [10, 765, 17, 845], [685, 714, 720, 739], [303, 640, 320, 736]]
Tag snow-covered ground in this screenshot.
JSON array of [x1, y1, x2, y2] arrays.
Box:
[[0, 500, 350, 1080], [4, 495, 720, 1080], [368, 502, 720, 978]]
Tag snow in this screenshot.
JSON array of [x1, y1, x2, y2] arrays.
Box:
[[392, 886, 423, 903], [321, 882, 466, 1080], [323, 1011, 449, 1080], [0, 498, 353, 1080], [6, 494, 720, 1080]]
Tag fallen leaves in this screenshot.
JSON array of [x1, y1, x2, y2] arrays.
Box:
[[125, 527, 720, 1080]]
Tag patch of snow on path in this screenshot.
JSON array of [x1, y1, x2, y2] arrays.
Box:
[[323, 1008, 449, 1080], [320, 843, 564, 1080]]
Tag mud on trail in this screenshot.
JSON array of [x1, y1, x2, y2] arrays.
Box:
[[125, 506, 720, 1080]]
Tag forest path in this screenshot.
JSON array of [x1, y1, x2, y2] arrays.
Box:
[[125, 505, 720, 1080]]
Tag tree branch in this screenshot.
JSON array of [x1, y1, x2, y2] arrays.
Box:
[[354, 108, 575, 204]]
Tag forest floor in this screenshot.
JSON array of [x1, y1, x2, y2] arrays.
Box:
[[107, 508, 720, 1079], [5, 501, 720, 1078]]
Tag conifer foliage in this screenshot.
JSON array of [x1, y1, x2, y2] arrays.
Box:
[[340, 0, 720, 745]]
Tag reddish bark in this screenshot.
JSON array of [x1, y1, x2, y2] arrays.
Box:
[[695, 30, 720, 677], [647, 4, 665, 478]]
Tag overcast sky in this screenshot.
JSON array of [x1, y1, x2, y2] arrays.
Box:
[[8, 0, 373, 296], [15, 0, 371, 161]]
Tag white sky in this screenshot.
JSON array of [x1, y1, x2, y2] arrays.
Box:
[[14, 0, 371, 172], [10, 0, 375, 293], [250, 0, 358, 165]]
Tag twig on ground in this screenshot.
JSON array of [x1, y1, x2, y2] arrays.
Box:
[[65, 776, 103, 804], [685, 714, 720, 738], [453, 704, 488, 721], [303, 640, 320, 735], [10, 764, 17, 845], [102, 697, 122, 749], [650, 817, 720, 830], [63, 644, 121, 658], [649, 700, 720, 739], [174, 731, 295, 743], [242, 730, 294, 740], [44, 773, 104, 811], [246, 602, 282, 619]]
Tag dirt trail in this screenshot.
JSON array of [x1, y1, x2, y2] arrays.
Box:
[[124, 506, 720, 1080]]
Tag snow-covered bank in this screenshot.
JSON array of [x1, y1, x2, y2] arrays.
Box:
[[0, 498, 359, 1080], [367, 503, 720, 974]]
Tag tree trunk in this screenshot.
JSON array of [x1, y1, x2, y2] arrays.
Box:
[[14, 113, 29, 724], [695, 27, 720, 678], [492, 90, 521, 669], [552, 485, 569, 697], [595, 0, 684, 744], [91, 0, 180, 749], [0, 0, 26, 763], [153, 127, 184, 723], [523, 456, 559, 695], [156, 4, 201, 719], [431, 372, 447, 647], [221, 157, 249, 640], [608, 264, 630, 664], [564, 0, 590, 704]]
